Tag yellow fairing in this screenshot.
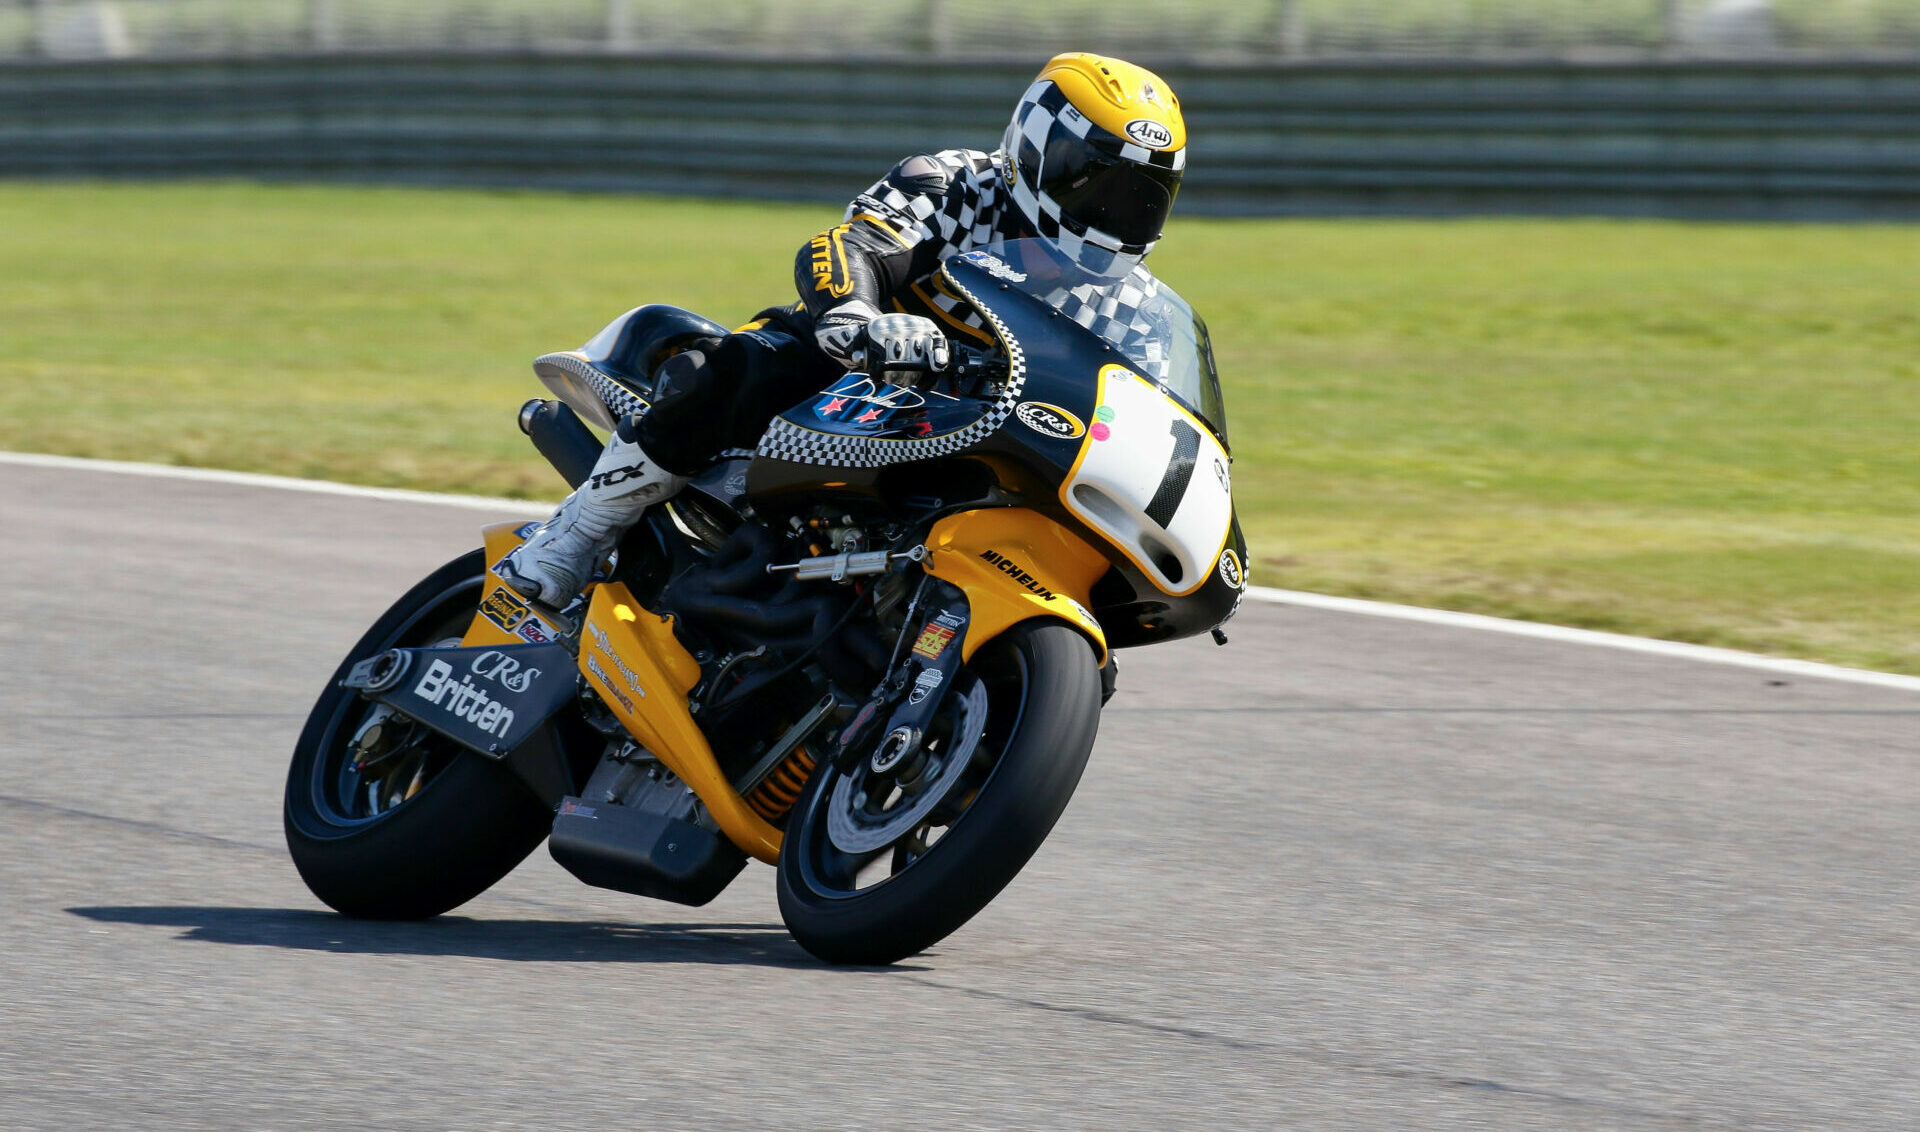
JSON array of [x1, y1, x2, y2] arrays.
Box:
[[1038, 52, 1186, 152], [578, 583, 785, 864], [924, 508, 1109, 665]]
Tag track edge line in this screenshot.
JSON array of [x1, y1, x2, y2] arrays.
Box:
[[7, 450, 1912, 692], [1246, 586, 1920, 692]]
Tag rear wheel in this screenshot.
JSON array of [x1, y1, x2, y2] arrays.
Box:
[[777, 622, 1102, 965], [284, 550, 552, 919]]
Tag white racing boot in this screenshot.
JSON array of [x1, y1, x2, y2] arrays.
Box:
[[498, 421, 686, 606]]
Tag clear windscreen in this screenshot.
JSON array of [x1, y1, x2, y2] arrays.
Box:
[[956, 240, 1226, 445]]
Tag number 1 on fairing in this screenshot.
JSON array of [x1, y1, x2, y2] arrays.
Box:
[[1146, 419, 1201, 529]]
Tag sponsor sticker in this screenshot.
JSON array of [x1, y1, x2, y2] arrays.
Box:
[[586, 623, 647, 698], [1015, 401, 1087, 440], [479, 586, 530, 632], [514, 521, 542, 539], [557, 799, 598, 819], [585, 653, 635, 714], [469, 650, 540, 694], [978, 550, 1057, 600], [908, 667, 943, 706], [1218, 549, 1245, 590], [912, 621, 957, 661], [965, 252, 1029, 283], [1214, 457, 1231, 493], [514, 618, 554, 645], [1124, 118, 1174, 148], [411, 658, 517, 739]]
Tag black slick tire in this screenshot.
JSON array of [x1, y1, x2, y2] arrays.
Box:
[[776, 622, 1101, 965], [283, 550, 552, 920]]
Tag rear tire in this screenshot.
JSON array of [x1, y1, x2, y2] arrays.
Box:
[[776, 622, 1101, 965], [284, 550, 552, 919]]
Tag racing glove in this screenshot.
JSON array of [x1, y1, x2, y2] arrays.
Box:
[[815, 306, 951, 379], [864, 313, 950, 377], [814, 299, 883, 370]]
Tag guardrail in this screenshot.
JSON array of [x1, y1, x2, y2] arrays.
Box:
[[3, 55, 1916, 218]]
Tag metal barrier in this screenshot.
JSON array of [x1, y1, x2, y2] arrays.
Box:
[[2, 55, 1917, 218]]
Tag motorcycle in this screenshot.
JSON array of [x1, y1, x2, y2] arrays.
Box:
[[283, 238, 1247, 965]]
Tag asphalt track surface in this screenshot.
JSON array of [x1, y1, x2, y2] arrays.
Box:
[[2, 461, 1915, 1130]]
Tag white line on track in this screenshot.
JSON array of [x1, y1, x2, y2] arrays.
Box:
[[7, 449, 1916, 693], [1247, 587, 1920, 693], [0, 450, 551, 513]]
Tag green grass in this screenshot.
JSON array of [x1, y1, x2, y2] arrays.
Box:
[[3, 181, 1917, 673], [11, 0, 1919, 59]]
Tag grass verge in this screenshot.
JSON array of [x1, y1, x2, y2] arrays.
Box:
[[3, 182, 1916, 672]]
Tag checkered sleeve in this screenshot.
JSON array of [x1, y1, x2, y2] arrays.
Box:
[[844, 149, 992, 286]]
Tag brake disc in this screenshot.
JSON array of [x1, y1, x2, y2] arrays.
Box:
[[826, 677, 989, 855]]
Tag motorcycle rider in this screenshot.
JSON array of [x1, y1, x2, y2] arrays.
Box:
[[499, 51, 1188, 607]]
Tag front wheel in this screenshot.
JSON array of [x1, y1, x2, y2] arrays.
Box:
[[284, 549, 552, 919], [777, 622, 1102, 965]]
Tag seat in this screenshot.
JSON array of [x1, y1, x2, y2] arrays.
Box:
[[534, 304, 729, 430]]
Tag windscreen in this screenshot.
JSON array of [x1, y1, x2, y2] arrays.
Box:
[[958, 240, 1227, 446]]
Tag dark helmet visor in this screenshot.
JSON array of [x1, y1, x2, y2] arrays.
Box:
[[1041, 132, 1182, 246]]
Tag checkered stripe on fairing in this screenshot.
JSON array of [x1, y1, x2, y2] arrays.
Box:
[[1219, 586, 1244, 629], [1003, 81, 1186, 276], [754, 272, 1028, 469]]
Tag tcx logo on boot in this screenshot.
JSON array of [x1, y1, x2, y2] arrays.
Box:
[[978, 550, 1055, 600], [590, 463, 650, 490]]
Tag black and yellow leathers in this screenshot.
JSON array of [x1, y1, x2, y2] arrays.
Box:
[[627, 149, 1030, 475]]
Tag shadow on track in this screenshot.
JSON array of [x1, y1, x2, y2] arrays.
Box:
[[66, 906, 899, 970]]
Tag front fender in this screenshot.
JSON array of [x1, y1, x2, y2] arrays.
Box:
[[923, 508, 1110, 665]]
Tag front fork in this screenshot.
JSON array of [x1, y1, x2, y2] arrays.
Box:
[[833, 577, 974, 773]]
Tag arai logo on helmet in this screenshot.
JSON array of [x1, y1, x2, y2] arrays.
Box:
[[1124, 118, 1174, 149], [1015, 401, 1087, 440]]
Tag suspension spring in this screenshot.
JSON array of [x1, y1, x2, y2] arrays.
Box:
[[745, 745, 816, 823]]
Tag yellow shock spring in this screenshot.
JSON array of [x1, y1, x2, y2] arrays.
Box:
[[746, 745, 817, 823]]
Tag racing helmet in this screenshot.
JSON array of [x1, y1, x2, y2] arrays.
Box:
[[1002, 53, 1186, 276]]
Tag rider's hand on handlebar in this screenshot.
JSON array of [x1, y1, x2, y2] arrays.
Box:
[[864, 313, 950, 382]]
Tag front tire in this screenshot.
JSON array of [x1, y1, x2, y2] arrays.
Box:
[[777, 622, 1102, 965], [284, 550, 552, 919]]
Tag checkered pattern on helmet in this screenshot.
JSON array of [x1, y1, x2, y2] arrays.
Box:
[[754, 269, 1029, 469], [1001, 79, 1185, 277]]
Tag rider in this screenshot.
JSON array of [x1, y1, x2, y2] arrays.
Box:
[[499, 51, 1188, 606]]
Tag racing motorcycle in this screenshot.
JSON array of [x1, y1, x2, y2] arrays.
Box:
[[284, 238, 1247, 965]]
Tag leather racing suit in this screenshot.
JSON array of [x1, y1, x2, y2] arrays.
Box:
[[629, 148, 1032, 475]]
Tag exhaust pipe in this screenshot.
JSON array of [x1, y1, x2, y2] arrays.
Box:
[[518, 398, 602, 490]]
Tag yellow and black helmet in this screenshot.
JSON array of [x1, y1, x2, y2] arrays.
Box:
[[1002, 53, 1187, 275]]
